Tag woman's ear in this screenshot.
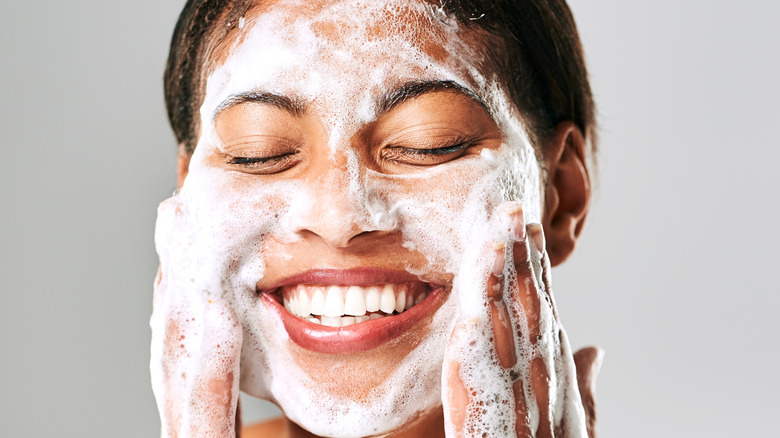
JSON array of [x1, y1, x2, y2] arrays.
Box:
[[177, 143, 190, 189], [541, 122, 591, 266]]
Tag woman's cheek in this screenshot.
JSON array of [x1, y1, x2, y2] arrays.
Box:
[[176, 160, 307, 294], [368, 149, 528, 278]]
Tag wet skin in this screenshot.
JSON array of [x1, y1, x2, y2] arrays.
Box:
[[153, 1, 598, 437], [215, 90, 500, 400]]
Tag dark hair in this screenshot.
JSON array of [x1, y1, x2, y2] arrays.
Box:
[[164, 0, 596, 160]]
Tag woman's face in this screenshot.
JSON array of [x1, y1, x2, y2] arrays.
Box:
[[178, 0, 542, 435]]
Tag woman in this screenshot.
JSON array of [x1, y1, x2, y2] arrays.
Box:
[[152, 0, 602, 437]]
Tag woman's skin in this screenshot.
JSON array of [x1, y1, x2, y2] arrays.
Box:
[[152, 1, 601, 437]]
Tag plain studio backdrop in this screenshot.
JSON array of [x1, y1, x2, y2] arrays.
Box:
[[1, 1, 777, 436]]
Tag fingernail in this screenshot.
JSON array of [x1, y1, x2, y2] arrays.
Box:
[[492, 242, 506, 276], [592, 347, 605, 382], [507, 205, 525, 241], [527, 224, 545, 253]]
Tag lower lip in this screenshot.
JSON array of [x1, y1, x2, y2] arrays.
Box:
[[261, 287, 447, 354]]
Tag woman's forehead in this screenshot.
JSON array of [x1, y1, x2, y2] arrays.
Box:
[[241, 0, 453, 43], [199, 0, 499, 147], [206, 0, 489, 95]]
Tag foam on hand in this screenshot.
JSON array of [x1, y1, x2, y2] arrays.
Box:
[[151, 1, 587, 436]]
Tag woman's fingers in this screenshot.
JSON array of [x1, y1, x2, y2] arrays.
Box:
[[489, 295, 517, 369], [511, 379, 532, 438], [508, 222, 544, 344], [505, 217, 579, 437], [445, 203, 589, 437], [512, 223, 561, 437], [187, 299, 241, 433], [488, 243, 517, 369], [573, 347, 604, 438], [152, 289, 243, 437], [151, 196, 243, 437], [444, 204, 534, 437], [531, 357, 554, 438], [443, 321, 474, 438], [503, 209, 557, 437]]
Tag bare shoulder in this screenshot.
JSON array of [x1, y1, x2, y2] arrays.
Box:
[[242, 417, 287, 438]]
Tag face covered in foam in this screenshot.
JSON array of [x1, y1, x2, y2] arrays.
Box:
[[176, 0, 544, 435]]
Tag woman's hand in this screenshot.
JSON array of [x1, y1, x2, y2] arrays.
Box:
[[442, 204, 601, 438], [150, 197, 243, 438]]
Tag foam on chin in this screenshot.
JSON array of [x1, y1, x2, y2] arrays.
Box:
[[152, 0, 586, 436]]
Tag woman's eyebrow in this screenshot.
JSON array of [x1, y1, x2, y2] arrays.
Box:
[[213, 91, 306, 119], [376, 80, 487, 114]]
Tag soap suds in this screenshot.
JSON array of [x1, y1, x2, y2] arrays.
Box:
[[152, 1, 586, 436]]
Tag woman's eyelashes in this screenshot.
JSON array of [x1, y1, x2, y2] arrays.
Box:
[[379, 138, 476, 167], [218, 136, 480, 175], [225, 150, 300, 175]]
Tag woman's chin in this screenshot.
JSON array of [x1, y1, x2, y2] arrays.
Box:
[[244, 275, 458, 438], [289, 404, 445, 438]]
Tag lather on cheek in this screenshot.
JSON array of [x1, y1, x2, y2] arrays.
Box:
[[360, 143, 538, 280]]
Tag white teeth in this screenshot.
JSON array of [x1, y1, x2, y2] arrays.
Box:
[[290, 295, 299, 316], [395, 288, 406, 314], [380, 284, 396, 314], [365, 286, 381, 312], [283, 284, 431, 320], [310, 287, 326, 316], [298, 287, 311, 316], [324, 286, 345, 317], [321, 315, 342, 327], [343, 286, 366, 316], [307, 317, 321, 325], [355, 315, 370, 323]]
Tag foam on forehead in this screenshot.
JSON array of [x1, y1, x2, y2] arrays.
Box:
[[200, 0, 511, 154]]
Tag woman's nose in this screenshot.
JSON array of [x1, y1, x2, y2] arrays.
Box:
[[290, 168, 395, 248]]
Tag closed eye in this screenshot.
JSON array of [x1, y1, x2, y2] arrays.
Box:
[[380, 138, 474, 166], [394, 143, 469, 156], [225, 151, 300, 174]]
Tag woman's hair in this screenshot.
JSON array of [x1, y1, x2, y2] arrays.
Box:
[[164, 0, 596, 159]]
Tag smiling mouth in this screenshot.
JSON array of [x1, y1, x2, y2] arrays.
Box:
[[281, 283, 429, 327], [259, 268, 447, 354]]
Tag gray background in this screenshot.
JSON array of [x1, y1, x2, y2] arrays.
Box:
[[1, 0, 777, 436]]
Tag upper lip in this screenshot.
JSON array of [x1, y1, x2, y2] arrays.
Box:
[[259, 267, 437, 291]]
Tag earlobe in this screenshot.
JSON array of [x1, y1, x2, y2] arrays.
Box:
[[177, 144, 190, 189], [541, 122, 591, 266]]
